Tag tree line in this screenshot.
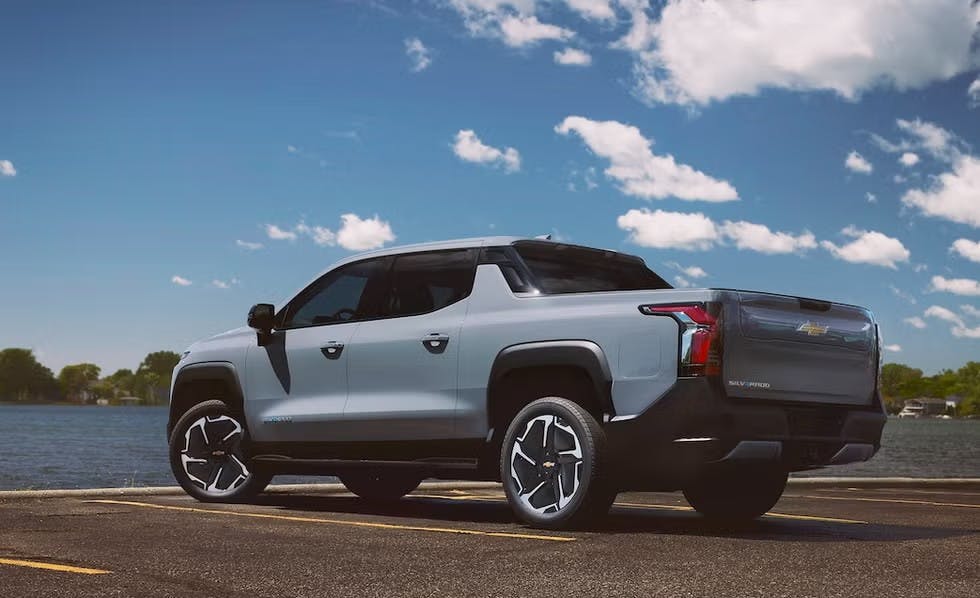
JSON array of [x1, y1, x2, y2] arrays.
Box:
[[0, 348, 180, 405], [880, 361, 980, 416]]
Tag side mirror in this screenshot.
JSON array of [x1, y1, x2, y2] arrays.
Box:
[[247, 303, 276, 332]]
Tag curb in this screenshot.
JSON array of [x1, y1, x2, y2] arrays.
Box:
[[2, 478, 978, 499]]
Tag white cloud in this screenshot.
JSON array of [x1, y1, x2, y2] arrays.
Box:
[[212, 280, 230, 289], [899, 152, 920, 167], [961, 305, 980, 318], [295, 222, 338, 247], [930, 275, 980, 297], [889, 284, 916, 305], [902, 155, 980, 228], [235, 240, 263, 251], [865, 192, 877, 204], [617, 209, 719, 250], [924, 304, 980, 338], [617, 0, 980, 107], [452, 129, 521, 172], [0, 160, 15, 177], [719, 221, 817, 254], [951, 239, 980, 263], [336, 213, 396, 251], [871, 118, 964, 162], [553, 47, 592, 66], [925, 305, 962, 325], [617, 209, 814, 255], [555, 116, 738, 201], [883, 344, 902, 352], [820, 226, 910, 269], [405, 37, 432, 72], [845, 151, 873, 174], [903, 316, 926, 329], [565, 0, 615, 21], [265, 224, 298, 241], [499, 15, 574, 47], [681, 265, 706, 279], [970, 77, 980, 108], [171, 275, 192, 287], [673, 275, 693, 288]]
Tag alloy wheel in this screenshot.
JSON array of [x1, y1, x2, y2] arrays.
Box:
[[508, 414, 584, 515], [179, 414, 252, 496]]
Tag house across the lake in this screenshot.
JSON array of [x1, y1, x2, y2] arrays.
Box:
[[898, 397, 950, 418]]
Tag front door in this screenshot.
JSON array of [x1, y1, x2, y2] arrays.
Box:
[[344, 249, 476, 441], [244, 257, 388, 443]]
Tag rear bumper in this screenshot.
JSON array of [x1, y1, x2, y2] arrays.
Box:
[[604, 378, 887, 491]]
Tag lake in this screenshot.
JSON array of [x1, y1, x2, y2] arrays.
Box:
[[0, 404, 977, 490]]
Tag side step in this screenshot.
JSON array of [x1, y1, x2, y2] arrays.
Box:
[[251, 456, 484, 480]]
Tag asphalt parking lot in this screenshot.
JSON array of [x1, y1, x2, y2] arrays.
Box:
[[1, 483, 977, 597]]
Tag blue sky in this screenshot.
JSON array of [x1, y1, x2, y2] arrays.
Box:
[[1, 0, 979, 375]]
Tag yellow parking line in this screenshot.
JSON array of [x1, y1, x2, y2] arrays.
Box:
[[0, 557, 110, 575], [411, 494, 866, 524], [612, 501, 866, 524], [88, 499, 575, 543], [788, 494, 980, 509]]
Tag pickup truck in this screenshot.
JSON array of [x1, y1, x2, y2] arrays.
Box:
[[168, 236, 886, 529]]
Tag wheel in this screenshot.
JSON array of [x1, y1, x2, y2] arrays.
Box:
[[501, 397, 616, 530], [169, 400, 271, 503], [340, 471, 423, 501], [683, 465, 788, 521]]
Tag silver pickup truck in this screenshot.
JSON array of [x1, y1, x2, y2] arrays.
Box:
[[168, 236, 886, 529]]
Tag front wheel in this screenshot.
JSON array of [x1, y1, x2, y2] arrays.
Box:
[[501, 397, 616, 530], [169, 400, 270, 503], [683, 465, 788, 521], [340, 471, 423, 501]]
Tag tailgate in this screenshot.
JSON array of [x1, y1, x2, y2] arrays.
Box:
[[723, 291, 877, 406]]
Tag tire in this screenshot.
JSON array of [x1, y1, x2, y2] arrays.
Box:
[[683, 465, 788, 521], [169, 400, 271, 503], [501, 397, 616, 530], [340, 471, 423, 501]]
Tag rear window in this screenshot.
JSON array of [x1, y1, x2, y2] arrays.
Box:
[[513, 241, 671, 294]]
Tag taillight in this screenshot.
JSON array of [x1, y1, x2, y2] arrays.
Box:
[[639, 302, 723, 377]]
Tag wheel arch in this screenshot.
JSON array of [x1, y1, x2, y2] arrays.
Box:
[[168, 362, 245, 438], [486, 340, 614, 434]]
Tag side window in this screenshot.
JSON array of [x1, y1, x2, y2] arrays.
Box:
[[283, 258, 387, 328], [481, 247, 534, 293], [384, 249, 476, 317]]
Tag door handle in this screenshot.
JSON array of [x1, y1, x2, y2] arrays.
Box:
[[320, 342, 345, 360], [421, 333, 450, 354]]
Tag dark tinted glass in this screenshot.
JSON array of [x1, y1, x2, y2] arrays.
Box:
[[285, 258, 386, 327], [481, 246, 533, 293], [385, 249, 476, 316], [514, 241, 671, 294]]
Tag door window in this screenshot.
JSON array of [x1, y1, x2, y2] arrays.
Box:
[[282, 258, 387, 328], [384, 249, 476, 317]]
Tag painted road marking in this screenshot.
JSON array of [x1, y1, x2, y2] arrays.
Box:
[[88, 499, 575, 543], [0, 557, 110, 575], [411, 494, 867, 525], [787, 494, 980, 509]]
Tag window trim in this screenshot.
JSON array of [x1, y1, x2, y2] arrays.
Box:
[[277, 256, 392, 331], [378, 247, 479, 319]]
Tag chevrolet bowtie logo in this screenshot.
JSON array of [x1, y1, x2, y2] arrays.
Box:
[[797, 321, 829, 336]]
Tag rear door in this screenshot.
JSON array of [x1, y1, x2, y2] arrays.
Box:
[[723, 291, 877, 406], [343, 249, 477, 441]]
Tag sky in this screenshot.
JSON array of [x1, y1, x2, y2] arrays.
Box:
[[1, 0, 979, 376]]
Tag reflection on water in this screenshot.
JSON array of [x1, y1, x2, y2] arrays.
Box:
[[0, 405, 977, 490]]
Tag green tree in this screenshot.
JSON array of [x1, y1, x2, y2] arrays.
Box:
[[58, 363, 101, 403], [105, 368, 135, 396], [880, 363, 923, 413], [136, 351, 180, 404], [0, 348, 59, 402]]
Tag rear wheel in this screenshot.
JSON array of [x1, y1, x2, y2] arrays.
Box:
[[340, 471, 423, 501], [683, 465, 788, 521], [169, 400, 271, 503], [501, 397, 616, 530]]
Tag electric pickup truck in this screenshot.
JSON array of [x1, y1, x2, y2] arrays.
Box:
[[168, 237, 886, 529]]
